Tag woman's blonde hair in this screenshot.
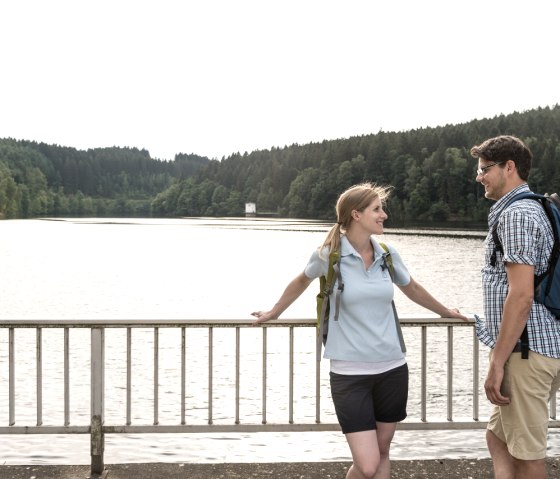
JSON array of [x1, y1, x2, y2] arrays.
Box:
[[320, 182, 392, 256]]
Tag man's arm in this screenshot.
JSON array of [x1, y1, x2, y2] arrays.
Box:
[[484, 262, 534, 405]]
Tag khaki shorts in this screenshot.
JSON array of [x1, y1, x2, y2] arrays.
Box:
[[488, 351, 560, 460]]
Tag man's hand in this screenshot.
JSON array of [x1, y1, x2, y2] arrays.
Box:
[[485, 362, 510, 406]]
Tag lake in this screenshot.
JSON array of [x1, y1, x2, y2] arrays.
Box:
[[1, 217, 558, 464]]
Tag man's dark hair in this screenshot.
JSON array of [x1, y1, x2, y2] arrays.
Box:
[[470, 135, 532, 180]]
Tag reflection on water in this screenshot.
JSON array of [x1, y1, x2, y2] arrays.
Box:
[[0, 217, 486, 320], [1, 217, 556, 465]]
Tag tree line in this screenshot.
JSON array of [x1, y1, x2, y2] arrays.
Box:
[[1, 105, 559, 225], [152, 105, 560, 226], [0, 142, 208, 218]]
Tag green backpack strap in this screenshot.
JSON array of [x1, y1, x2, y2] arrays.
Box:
[[316, 249, 342, 360], [380, 242, 406, 353]]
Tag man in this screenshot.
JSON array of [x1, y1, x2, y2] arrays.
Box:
[[471, 135, 560, 479]]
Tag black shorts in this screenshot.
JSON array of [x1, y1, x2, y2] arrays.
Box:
[[330, 363, 408, 434]]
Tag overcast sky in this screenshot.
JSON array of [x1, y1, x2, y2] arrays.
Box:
[[1, 0, 558, 161]]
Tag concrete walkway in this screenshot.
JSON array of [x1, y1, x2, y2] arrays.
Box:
[[1, 458, 560, 479]]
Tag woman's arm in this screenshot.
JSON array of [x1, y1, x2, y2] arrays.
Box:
[[251, 272, 314, 324], [397, 277, 468, 320]]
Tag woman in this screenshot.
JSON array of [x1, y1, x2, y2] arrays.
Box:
[[252, 183, 467, 479]]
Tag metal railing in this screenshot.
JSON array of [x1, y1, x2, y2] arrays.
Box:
[[1, 317, 558, 478]]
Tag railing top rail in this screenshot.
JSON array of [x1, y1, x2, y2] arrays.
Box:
[[0, 315, 476, 328]]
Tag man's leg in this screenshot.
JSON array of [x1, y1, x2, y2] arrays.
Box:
[[487, 351, 560, 479], [487, 429, 514, 479], [487, 429, 547, 478], [512, 457, 547, 478]]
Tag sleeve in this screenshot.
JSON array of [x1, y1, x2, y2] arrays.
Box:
[[386, 244, 411, 286], [474, 315, 496, 349], [500, 206, 539, 267], [303, 248, 329, 280]]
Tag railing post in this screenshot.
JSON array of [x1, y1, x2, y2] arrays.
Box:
[[36, 328, 43, 426], [473, 328, 480, 421], [90, 327, 107, 478], [9, 328, 15, 426], [421, 326, 427, 421], [447, 326, 453, 421], [316, 330, 321, 423], [64, 328, 70, 426], [262, 327, 267, 424]]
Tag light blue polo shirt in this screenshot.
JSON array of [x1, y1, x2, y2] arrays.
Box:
[[304, 235, 410, 363]]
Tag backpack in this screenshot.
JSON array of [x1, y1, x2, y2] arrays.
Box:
[[315, 243, 406, 360], [490, 191, 560, 358]]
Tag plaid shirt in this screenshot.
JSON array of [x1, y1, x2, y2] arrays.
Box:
[[475, 184, 560, 358]]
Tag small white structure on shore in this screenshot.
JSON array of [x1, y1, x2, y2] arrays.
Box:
[[245, 202, 256, 216]]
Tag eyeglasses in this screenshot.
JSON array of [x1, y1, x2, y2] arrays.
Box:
[[476, 161, 505, 176]]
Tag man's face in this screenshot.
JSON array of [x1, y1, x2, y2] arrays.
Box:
[[476, 159, 508, 201]]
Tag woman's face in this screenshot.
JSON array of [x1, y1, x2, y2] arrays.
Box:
[[353, 197, 388, 235]]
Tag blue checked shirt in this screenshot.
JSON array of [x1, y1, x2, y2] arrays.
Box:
[[475, 183, 560, 358]]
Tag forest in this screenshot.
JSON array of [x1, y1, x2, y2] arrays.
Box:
[[0, 143, 208, 218], [1, 105, 559, 226]]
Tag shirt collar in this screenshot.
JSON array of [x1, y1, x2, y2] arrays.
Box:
[[340, 235, 385, 259], [488, 183, 531, 228]]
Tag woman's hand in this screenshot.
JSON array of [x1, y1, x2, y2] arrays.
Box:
[[443, 308, 470, 322], [251, 310, 278, 325]]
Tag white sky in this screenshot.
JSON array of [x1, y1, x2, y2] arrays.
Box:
[[1, 0, 559, 161]]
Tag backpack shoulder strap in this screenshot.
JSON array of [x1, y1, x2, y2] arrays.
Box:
[[325, 250, 340, 290], [328, 250, 343, 322], [490, 223, 501, 267], [379, 242, 406, 353], [317, 249, 342, 359], [379, 242, 395, 278]]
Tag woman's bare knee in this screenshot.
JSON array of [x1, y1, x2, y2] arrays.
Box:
[[347, 462, 379, 479]]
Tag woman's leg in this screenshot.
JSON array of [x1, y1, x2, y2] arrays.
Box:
[[374, 422, 397, 478], [345, 422, 397, 479]]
